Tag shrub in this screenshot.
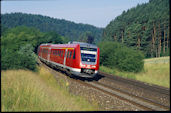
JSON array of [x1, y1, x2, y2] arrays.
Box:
[[1, 26, 65, 71], [1, 44, 37, 71], [98, 41, 144, 72]]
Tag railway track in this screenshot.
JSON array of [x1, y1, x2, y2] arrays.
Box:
[[97, 72, 170, 108], [99, 71, 170, 95], [39, 60, 170, 111], [86, 81, 169, 111]]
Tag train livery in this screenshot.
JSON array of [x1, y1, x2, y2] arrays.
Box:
[[38, 41, 100, 78]]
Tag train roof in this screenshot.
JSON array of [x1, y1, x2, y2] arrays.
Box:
[[69, 41, 97, 48], [40, 41, 98, 49], [40, 43, 79, 48]]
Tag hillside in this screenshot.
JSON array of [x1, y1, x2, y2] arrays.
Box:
[[1, 12, 103, 43], [103, 0, 170, 58]]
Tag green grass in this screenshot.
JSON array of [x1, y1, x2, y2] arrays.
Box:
[[100, 56, 170, 88], [1, 66, 99, 111]]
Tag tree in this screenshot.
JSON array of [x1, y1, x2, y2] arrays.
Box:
[[102, 0, 169, 58], [78, 31, 95, 44]]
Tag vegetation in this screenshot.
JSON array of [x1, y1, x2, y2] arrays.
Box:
[[100, 56, 170, 88], [1, 12, 103, 43], [1, 66, 99, 111], [103, 0, 170, 58], [98, 41, 144, 72], [1, 26, 66, 71], [78, 31, 95, 44]]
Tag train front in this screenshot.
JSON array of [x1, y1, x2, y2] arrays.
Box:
[[79, 44, 100, 78]]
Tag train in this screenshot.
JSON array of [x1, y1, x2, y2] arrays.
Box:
[[38, 41, 100, 78]]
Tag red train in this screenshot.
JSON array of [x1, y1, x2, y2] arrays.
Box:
[[38, 41, 100, 78]]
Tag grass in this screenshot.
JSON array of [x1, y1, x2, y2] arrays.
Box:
[[1, 66, 99, 111], [100, 56, 170, 88]]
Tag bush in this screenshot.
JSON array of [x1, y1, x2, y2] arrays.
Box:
[[98, 41, 144, 72], [1, 44, 38, 71], [1, 26, 65, 71]]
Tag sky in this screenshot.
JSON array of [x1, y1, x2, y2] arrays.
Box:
[[1, 0, 149, 28]]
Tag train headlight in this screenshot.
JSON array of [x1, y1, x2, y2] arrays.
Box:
[[80, 63, 86, 67], [92, 65, 96, 68]]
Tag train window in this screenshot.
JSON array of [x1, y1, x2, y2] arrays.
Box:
[[59, 50, 61, 56], [66, 51, 68, 58], [73, 50, 75, 59], [59, 50, 61, 57], [67, 51, 70, 58], [65, 51, 67, 57], [59, 50, 60, 56], [69, 51, 72, 58], [55, 50, 57, 55], [53, 50, 56, 55], [80, 47, 97, 51], [61, 50, 63, 57], [43, 49, 48, 53], [57, 50, 59, 56], [54, 50, 56, 55]]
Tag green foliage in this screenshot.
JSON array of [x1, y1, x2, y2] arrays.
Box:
[[103, 0, 170, 58], [78, 31, 95, 44], [1, 26, 66, 71], [1, 12, 103, 44], [17, 44, 38, 71], [98, 41, 144, 72]]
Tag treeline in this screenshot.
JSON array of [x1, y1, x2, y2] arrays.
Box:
[[1, 12, 103, 43], [1, 26, 67, 71], [103, 0, 170, 58]]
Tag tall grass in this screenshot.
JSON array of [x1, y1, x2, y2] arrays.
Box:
[[1, 66, 99, 111], [100, 56, 170, 88]]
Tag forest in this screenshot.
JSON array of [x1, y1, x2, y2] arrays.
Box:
[[103, 0, 170, 58], [1, 12, 103, 43]]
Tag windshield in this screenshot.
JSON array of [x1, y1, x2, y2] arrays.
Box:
[[80, 47, 97, 63]]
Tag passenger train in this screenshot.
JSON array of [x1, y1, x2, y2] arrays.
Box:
[[38, 41, 100, 78]]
